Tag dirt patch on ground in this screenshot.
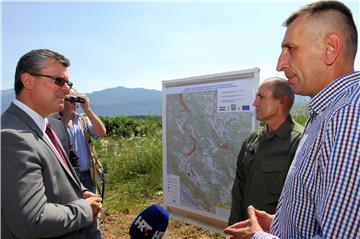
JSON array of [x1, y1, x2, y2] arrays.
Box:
[[100, 195, 223, 239], [101, 211, 223, 239]]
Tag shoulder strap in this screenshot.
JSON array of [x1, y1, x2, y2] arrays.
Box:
[[78, 114, 104, 190], [78, 113, 89, 133]]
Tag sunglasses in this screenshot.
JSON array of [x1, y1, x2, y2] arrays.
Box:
[[29, 73, 73, 89], [65, 96, 85, 104]]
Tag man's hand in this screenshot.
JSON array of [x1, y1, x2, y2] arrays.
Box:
[[78, 93, 107, 137], [224, 206, 269, 239], [84, 193, 102, 218], [252, 207, 273, 232], [83, 190, 98, 199], [78, 94, 90, 111]]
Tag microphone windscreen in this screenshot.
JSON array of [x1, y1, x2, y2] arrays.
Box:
[[129, 204, 169, 239]]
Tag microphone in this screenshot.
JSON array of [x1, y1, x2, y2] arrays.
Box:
[[129, 204, 170, 239]]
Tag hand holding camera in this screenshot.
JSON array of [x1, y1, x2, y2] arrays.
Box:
[[65, 94, 90, 109], [61, 91, 91, 126], [65, 96, 85, 104], [64, 93, 90, 113]]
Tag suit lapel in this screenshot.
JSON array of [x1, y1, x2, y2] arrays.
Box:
[[7, 104, 81, 188], [43, 131, 80, 185]]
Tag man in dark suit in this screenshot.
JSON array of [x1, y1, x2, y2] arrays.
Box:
[[1, 49, 102, 238]]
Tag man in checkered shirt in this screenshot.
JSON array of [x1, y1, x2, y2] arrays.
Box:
[[225, 1, 359, 238]]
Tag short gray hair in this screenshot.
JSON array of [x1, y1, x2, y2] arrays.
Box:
[[263, 77, 294, 111], [283, 1, 357, 61], [15, 49, 70, 95]]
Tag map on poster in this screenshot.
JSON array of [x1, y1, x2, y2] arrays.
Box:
[[162, 68, 259, 231]]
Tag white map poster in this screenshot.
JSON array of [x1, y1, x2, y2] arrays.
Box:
[[162, 68, 259, 231]]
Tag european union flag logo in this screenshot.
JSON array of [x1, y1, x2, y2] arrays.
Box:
[[242, 105, 250, 110]]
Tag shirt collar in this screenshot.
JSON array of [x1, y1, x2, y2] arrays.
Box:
[[55, 111, 79, 120], [265, 115, 294, 139], [13, 98, 47, 133], [309, 71, 360, 115]]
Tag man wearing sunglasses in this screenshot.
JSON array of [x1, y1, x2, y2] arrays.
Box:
[[57, 88, 106, 239], [1, 49, 102, 239]]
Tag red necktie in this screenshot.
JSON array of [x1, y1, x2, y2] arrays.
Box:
[[45, 124, 69, 169]]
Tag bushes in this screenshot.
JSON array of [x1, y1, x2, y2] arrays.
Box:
[[292, 103, 309, 126], [100, 116, 161, 137]]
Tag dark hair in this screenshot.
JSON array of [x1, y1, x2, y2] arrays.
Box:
[[265, 77, 294, 111], [14, 49, 70, 95], [284, 1, 357, 60]]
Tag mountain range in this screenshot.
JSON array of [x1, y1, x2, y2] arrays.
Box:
[[1, 86, 309, 116], [1, 86, 162, 116]]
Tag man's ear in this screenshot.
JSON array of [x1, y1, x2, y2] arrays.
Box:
[[279, 95, 291, 113], [324, 33, 341, 65], [21, 72, 35, 90], [279, 95, 290, 109]]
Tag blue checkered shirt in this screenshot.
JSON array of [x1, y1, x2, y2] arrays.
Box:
[[254, 71, 360, 239]]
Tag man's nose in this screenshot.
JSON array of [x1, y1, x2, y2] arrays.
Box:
[[276, 50, 288, 72], [62, 82, 71, 94]]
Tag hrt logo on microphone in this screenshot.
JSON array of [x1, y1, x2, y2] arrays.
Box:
[[134, 215, 153, 234], [152, 231, 165, 239], [134, 216, 165, 239]]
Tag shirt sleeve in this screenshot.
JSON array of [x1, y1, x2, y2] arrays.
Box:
[[253, 231, 279, 239], [317, 101, 360, 238]]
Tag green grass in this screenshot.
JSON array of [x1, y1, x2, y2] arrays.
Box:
[[94, 130, 162, 212]]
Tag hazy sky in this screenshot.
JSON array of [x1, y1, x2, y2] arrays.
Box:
[[2, 0, 359, 94]]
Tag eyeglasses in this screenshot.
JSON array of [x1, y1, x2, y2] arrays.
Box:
[[29, 73, 73, 89]]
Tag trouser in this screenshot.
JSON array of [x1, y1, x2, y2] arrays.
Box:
[[80, 170, 102, 239], [80, 169, 97, 193]]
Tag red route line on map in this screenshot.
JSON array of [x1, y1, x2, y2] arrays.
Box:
[[179, 94, 190, 113], [183, 126, 197, 157]]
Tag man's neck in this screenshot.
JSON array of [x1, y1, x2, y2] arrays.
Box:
[[267, 115, 288, 133], [16, 95, 48, 118]]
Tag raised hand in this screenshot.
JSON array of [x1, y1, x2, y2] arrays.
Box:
[[224, 206, 268, 239]]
